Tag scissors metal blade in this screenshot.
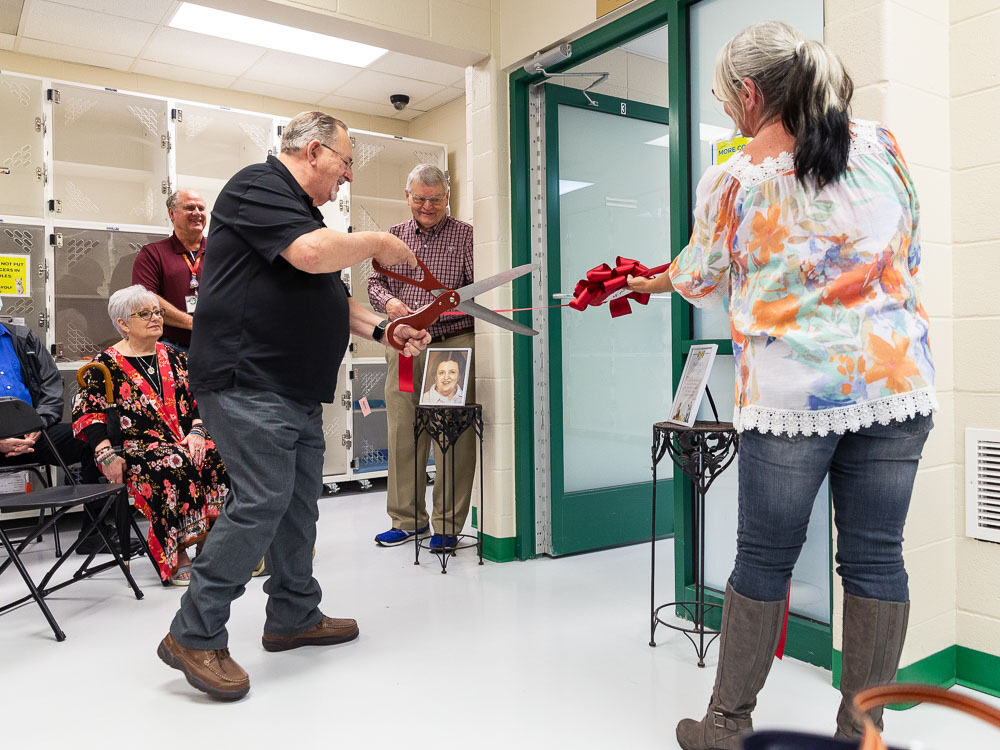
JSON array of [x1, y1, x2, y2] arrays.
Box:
[[454, 300, 538, 336], [450, 263, 536, 302]]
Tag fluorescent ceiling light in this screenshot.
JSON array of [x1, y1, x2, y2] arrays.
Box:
[[169, 3, 387, 67], [559, 180, 593, 195]]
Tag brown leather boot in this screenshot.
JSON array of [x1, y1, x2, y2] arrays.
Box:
[[835, 593, 909, 739], [157, 633, 250, 701], [676, 583, 786, 750], [261, 615, 359, 652]]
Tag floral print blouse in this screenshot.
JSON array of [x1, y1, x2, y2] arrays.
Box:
[[669, 120, 937, 436]]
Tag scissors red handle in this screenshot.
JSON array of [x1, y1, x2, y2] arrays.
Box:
[[371, 257, 458, 351], [384, 291, 460, 351], [371, 256, 447, 295]]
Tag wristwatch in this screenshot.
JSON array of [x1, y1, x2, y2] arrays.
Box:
[[372, 318, 390, 343]]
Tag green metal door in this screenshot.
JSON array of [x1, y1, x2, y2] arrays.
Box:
[[544, 85, 673, 555]]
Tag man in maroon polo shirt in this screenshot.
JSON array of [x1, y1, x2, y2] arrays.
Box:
[[131, 189, 207, 351]]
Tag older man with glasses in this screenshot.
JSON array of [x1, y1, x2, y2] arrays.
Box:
[[159, 111, 430, 701], [369, 163, 477, 552]]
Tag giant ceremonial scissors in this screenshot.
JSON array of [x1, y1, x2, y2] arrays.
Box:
[[371, 257, 538, 350]]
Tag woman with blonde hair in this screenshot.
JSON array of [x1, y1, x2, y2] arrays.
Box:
[[629, 21, 936, 749]]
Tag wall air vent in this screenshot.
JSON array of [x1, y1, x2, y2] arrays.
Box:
[[966, 428, 1000, 544]]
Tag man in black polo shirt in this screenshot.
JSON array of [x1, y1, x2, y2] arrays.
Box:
[[160, 111, 429, 701]]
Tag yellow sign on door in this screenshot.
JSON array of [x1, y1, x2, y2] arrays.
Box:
[[713, 136, 751, 165], [0, 255, 30, 296]]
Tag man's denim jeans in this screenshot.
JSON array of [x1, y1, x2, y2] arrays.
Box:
[[170, 387, 325, 650], [731, 414, 933, 604]]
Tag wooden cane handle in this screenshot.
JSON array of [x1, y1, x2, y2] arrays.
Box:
[[77, 361, 115, 403]]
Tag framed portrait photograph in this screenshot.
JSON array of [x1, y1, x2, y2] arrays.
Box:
[[419, 348, 472, 407]]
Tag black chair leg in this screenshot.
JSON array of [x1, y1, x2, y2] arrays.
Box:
[[0, 529, 66, 641]]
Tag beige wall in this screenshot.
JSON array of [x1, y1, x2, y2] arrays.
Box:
[[498, 0, 655, 70], [951, 0, 1000, 656]]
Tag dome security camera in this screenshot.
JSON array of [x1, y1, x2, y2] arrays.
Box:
[[390, 94, 410, 111]]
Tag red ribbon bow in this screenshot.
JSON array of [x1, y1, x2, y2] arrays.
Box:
[[569, 256, 669, 318]]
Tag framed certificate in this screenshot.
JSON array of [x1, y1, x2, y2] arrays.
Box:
[[667, 344, 718, 426]]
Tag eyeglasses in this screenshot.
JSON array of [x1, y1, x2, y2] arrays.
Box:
[[409, 194, 446, 206], [320, 143, 354, 171], [130, 308, 165, 321]]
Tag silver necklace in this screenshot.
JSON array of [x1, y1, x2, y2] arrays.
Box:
[[135, 353, 156, 375]]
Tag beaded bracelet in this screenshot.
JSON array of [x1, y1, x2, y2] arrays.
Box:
[[98, 451, 118, 467]]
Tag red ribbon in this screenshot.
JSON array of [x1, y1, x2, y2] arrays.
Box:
[[569, 256, 669, 318], [398, 355, 414, 394], [775, 580, 791, 659]]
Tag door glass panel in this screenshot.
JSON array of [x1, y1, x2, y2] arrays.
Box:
[[53, 228, 168, 361], [175, 103, 274, 230], [0, 224, 46, 341], [557, 104, 671, 493], [688, 0, 828, 623], [0, 73, 45, 218], [51, 85, 169, 227]]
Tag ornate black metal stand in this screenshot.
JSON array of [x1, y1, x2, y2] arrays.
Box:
[[413, 404, 484, 573], [650, 420, 737, 666]]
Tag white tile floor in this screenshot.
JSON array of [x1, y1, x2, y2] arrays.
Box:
[[1, 485, 998, 750]]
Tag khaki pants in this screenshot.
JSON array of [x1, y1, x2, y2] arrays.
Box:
[[384, 331, 476, 535]]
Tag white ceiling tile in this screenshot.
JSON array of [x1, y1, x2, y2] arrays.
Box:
[[230, 78, 327, 107], [142, 27, 267, 77], [318, 93, 400, 120], [369, 52, 465, 87], [333, 70, 442, 106], [0, 32, 15, 51], [16, 37, 134, 72], [410, 85, 463, 112], [240, 51, 362, 94], [132, 59, 237, 91], [23, 0, 155, 57], [47, 0, 176, 24]]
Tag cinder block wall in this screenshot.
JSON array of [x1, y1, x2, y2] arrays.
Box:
[[950, 0, 1000, 659]]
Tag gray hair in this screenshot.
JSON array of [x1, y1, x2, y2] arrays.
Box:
[[406, 163, 449, 192], [108, 284, 158, 336], [714, 21, 853, 187], [281, 111, 348, 154], [166, 191, 179, 210]]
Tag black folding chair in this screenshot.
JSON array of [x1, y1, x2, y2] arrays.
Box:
[[0, 461, 62, 556], [0, 397, 144, 641]]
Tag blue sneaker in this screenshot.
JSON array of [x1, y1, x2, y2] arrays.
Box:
[[428, 534, 459, 551], [374, 525, 429, 547]]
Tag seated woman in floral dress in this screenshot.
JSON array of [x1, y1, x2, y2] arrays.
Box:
[[73, 285, 229, 585]]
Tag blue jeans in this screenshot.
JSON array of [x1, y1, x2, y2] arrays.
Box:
[[169, 387, 325, 649], [730, 414, 933, 604]]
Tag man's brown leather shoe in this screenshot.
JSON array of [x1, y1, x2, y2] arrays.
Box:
[[157, 633, 250, 701], [261, 615, 359, 652]]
